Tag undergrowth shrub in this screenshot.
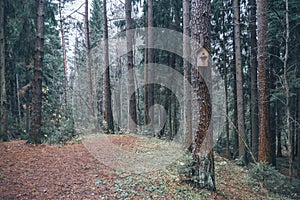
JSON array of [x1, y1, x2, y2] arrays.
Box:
[[177, 151, 196, 183], [248, 162, 300, 198]]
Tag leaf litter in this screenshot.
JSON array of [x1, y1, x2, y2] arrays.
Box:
[[0, 135, 299, 199]]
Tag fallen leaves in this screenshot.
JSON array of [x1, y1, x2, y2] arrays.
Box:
[[0, 137, 299, 199]]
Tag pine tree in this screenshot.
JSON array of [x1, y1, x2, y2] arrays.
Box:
[[30, 0, 46, 144], [0, 0, 6, 141], [125, 0, 137, 133], [183, 0, 192, 149], [257, 0, 272, 164], [233, 0, 247, 164], [190, 0, 216, 190], [103, 0, 114, 133]]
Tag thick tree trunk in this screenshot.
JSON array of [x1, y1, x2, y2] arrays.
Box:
[[249, 0, 258, 161], [191, 0, 215, 191], [103, 0, 114, 133], [183, 0, 192, 149], [257, 0, 272, 164], [125, 0, 137, 133], [233, 0, 247, 164], [85, 0, 94, 118], [30, 0, 45, 144], [0, 0, 7, 140]]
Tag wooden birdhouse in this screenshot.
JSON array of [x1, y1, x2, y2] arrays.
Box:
[[197, 46, 210, 67]]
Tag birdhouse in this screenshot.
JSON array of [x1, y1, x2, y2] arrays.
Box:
[[197, 47, 210, 67]]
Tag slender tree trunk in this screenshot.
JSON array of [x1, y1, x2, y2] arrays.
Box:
[[0, 0, 7, 140], [59, 0, 68, 105], [144, 0, 148, 126], [191, 0, 215, 191], [85, 0, 94, 118], [183, 0, 192, 149], [221, 1, 230, 159], [232, 65, 239, 158], [283, 0, 293, 176], [103, 0, 114, 133], [30, 0, 45, 144], [223, 46, 230, 159], [276, 97, 283, 157], [147, 0, 154, 133], [233, 0, 247, 164], [125, 0, 137, 133], [257, 0, 272, 164], [16, 74, 21, 127], [297, 89, 300, 177], [249, 0, 258, 161], [25, 63, 31, 135]]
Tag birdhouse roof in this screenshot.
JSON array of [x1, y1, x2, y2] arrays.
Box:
[[197, 46, 211, 54]]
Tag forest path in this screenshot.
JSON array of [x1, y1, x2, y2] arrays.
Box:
[[0, 135, 299, 199]]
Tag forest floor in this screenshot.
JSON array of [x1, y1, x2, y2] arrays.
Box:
[[1, 134, 300, 200]]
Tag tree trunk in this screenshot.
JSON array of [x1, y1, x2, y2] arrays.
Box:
[[283, 0, 293, 176], [147, 0, 154, 134], [0, 0, 7, 140], [125, 0, 137, 133], [191, 0, 216, 191], [85, 0, 94, 118], [297, 89, 300, 177], [144, 0, 148, 126], [183, 0, 192, 149], [30, 0, 45, 144], [219, 0, 230, 159], [232, 41, 239, 158], [233, 0, 247, 164], [249, 0, 258, 161], [59, 0, 68, 105], [103, 0, 114, 133], [276, 98, 283, 157], [257, 0, 272, 164]]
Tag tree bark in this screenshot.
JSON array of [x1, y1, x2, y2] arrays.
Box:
[[249, 0, 258, 161], [233, 0, 247, 164], [85, 0, 94, 118], [183, 0, 192, 149], [191, 0, 215, 191], [0, 0, 7, 140], [144, 0, 148, 126], [147, 0, 154, 134], [59, 0, 68, 105], [257, 0, 272, 164], [103, 0, 114, 133], [232, 38, 239, 158], [297, 89, 300, 177], [125, 0, 137, 133], [283, 0, 293, 176], [30, 0, 45, 144]]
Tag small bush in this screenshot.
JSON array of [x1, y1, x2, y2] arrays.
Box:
[[177, 151, 196, 183], [249, 162, 279, 183]]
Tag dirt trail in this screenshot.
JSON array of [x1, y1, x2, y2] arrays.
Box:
[[0, 140, 114, 199], [1, 136, 299, 199]]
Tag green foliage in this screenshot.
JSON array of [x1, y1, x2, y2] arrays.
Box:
[[249, 162, 300, 198], [90, 0, 103, 48], [42, 106, 76, 144], [1, 0, 76, 143], [177, 151, 196, 183], [249, 162, 279, 183]]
